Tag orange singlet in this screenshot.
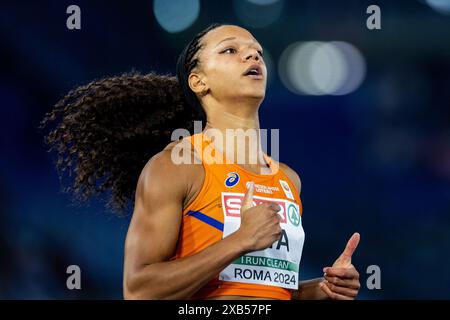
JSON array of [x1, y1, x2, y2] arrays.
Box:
[[170, 133, 305, 300]]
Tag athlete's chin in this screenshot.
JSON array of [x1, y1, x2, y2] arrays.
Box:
[[251, 92, 265, 101], [246, 91, 266, 101], [235, 92, 265, 104], [238, 87, 266, 101]]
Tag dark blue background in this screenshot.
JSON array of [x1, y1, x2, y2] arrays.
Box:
[[1, 0, 449, 299]]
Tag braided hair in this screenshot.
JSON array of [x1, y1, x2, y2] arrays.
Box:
[[40, 23, 223, 213]]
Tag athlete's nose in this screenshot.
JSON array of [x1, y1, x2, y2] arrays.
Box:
[[244, 50, 260, 62]]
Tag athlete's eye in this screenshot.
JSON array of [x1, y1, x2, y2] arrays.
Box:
[[221, 48, 237, 54], [258, 50, 264, 57]]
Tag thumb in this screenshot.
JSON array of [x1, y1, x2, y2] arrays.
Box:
[[333, 232, 360, 267], [241, 181, 254, 213]]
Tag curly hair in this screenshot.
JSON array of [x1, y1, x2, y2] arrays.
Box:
[[40, 23, 223, 213]]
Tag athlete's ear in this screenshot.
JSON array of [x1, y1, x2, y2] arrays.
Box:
[[188, 72, 209, 95]]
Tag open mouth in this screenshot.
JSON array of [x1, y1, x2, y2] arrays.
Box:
[[243, 64, 263, 79]]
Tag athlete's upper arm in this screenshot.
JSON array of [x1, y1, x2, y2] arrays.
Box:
[[123, 149, 188, 287], [279, 162, 302, 196]]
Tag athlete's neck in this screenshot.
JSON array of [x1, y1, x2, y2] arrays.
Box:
[[202, 103, 269, 173]]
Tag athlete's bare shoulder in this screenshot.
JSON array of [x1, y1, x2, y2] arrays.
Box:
[[162, 136, 205, 176], [278, 162, 302, 195], [137, 136, 205, 209]]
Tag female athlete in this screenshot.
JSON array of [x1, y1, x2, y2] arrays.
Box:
[[41, 23, 361, 300]]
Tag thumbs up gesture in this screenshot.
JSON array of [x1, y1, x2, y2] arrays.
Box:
[[319, 233, 361, 300]]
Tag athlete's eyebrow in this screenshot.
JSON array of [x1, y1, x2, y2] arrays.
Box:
[[214, 37, 260, 48], [214, 37, 236, 48]]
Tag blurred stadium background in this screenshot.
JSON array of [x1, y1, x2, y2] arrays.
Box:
[[1, 0, 449, 299]]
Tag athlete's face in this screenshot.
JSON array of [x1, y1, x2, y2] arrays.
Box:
[[189, 25, 267, 106]]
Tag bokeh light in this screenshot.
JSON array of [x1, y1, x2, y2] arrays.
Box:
[[153, 0, 200, 33], [425, 0, 450, 15], [278, 41, 366, 96], [329, 41, 366, 95], [233, 0, 284, 28]]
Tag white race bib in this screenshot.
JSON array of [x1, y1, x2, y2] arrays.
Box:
[[219, 192, 305, 289]]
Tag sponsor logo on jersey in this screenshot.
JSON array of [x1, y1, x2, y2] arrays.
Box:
[[221, 192, 291, 224], [287, 203, 300, 226], [279, 180, 294, 200], [245, 181, 280, 194], [224, 172, 240, 188]]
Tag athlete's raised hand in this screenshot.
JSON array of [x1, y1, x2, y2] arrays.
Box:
[[320, 233, 361, 300], [235, 182, 283, 253]]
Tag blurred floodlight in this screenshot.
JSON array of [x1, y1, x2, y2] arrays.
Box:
[[234, 0, 284, 28], [309, 42, 347, 95], [278, 41, 366, 96], [153, 0, 200, 33], [279, 42, 322, 95], [331, 41, 366, 95], [278, 42, 299, 94], [425, 0, 450, 15]]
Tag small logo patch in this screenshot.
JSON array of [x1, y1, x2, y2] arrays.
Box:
[[245, 182, 280, 194], [279, 180, 294, 200], [225, 172, 240, 188], [287, 204, 300, 226]]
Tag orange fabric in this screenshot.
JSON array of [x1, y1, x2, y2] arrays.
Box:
[[171, 133, 303, 300]]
